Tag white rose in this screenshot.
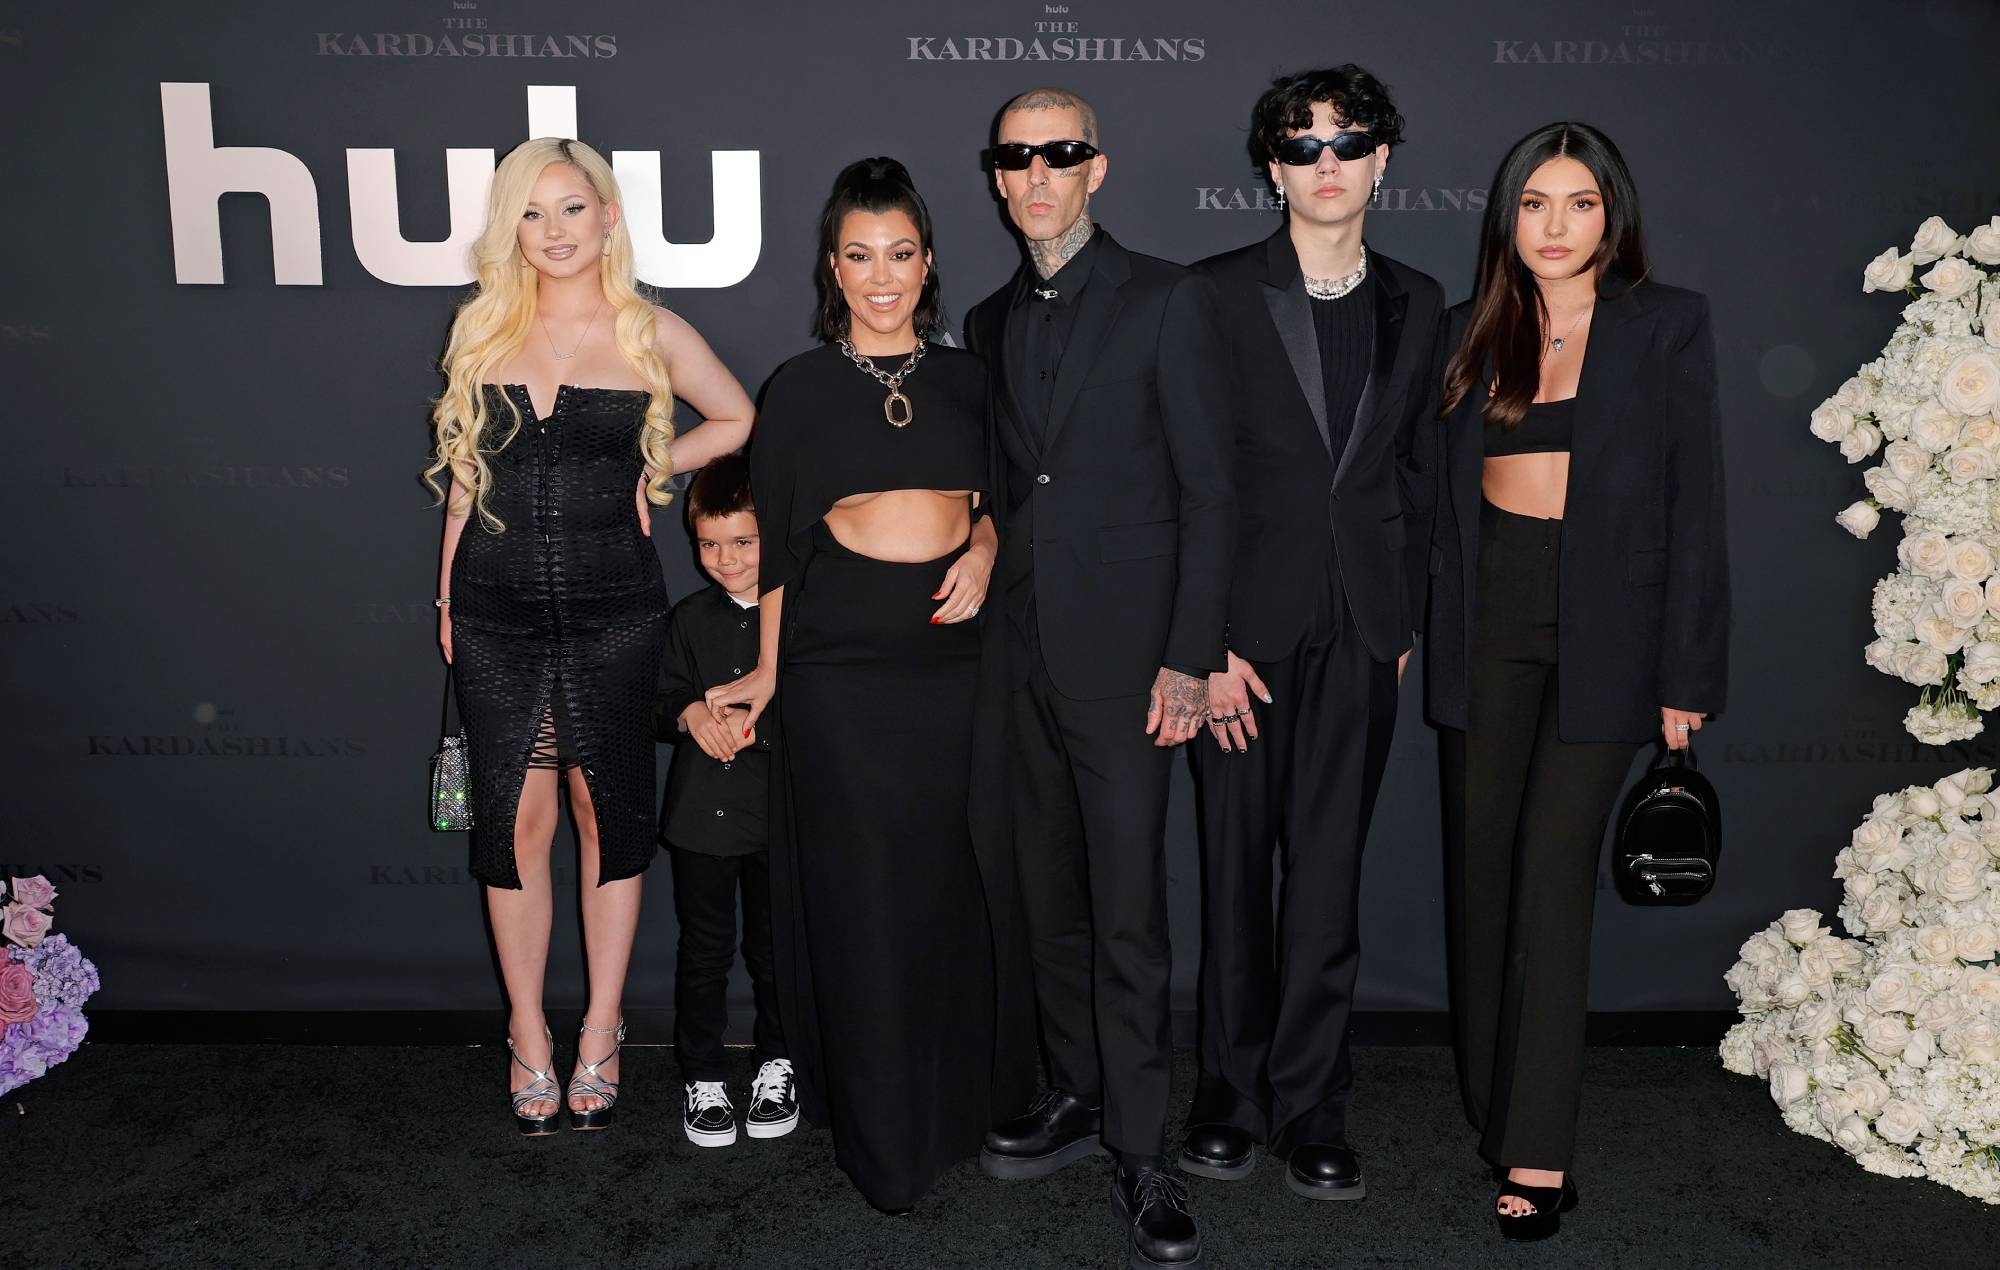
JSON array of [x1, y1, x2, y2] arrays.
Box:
[[1946, 444, 1998, 483], [1916, 610, 1971, 652], [1767, 1060, 1811, 1106], [1936, 829, 1984, 862], [1903, 1025, 1937, 1067], [1851, 818, 1904, 867], [1839, 422, 1884, 463], [1865, 247, 1915, 293], [1866, 965, 1920, 1013], [1832, 1113, 1872, 1155], [1986, 575, 2000, 621], [1901, 529, 1953, 577], [1772, 972, 1811, 1008], [1809, 400, 1856, 442], [1823, 939, 1867, 974], [1913, 991, 1965, 1034], [1907, 787, 1943, 818], [1847, 1074, 1893, 1119], [1921, 257, 1981, 301], [1911, 216, 1963, 264], [1950, 538, 1998, 581], [1966, 644, 2000, 687], [1923, 858, 1990, 903], [1779, 908, 1829, 946], [1961, 415, 2000, 449], [1954, 922, 2000, 961], [1833, 375, 1873, 411], [1864, 637, 1901, 674], [1941, 350, 2000, 416], [1861, 1011, 1910, 1055], [1909, 399, 1964, 453], [1883, 439, 1932, 482], [1836, 501, 1881, 538], [1967, 217, 2000, 266], [1862, 466, 1912, 509], [1913, 925, 1961, 965], [1964, 967, 2000, 1004], [1942, 1018, 2000, 1064], [1859, 888, 1908, 933], [1904, 645, 1951, 685], [1877, 1099, 1932, 1146], [1941, 581, 1989, 628], [1794, 996, 1840, 1037]]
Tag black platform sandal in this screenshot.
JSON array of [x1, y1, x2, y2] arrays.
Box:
[[1494, 1174, 1578, 1241]]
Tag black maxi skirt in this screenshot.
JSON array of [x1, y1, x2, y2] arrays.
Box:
[[769, 522, 1034, 1211]]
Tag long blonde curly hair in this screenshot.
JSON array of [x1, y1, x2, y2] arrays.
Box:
[[425, 138, 675, 530]]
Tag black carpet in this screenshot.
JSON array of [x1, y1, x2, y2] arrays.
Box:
[[8, 1044, 1991, 1268]]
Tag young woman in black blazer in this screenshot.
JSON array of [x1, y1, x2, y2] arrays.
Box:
[[1426, 122, 1728, 1239]]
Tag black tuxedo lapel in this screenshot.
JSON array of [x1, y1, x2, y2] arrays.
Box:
[[1565, 285, 1653, 499], [1333, 264, 1409, 487], [1259, 231, 1331, 455], [1043, 235, 1131, 454]]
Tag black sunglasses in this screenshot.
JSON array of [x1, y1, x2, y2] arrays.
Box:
[[1274, 131, 1379, 167], [989, 140, 1101, 171]]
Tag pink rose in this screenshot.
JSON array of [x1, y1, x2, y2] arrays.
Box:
[[8, 876, 55, 909], [0, 961, 35, 1024], [1, 903, 50, 949]]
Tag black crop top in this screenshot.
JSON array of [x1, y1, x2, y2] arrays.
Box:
[[749, 342, 991, 594], [1484, 397, 1575, 457]]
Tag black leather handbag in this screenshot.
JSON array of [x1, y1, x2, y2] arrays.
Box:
[[1612, 742, 1720, 905]]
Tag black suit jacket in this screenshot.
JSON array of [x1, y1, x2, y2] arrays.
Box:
[[1425, 279, 1731, 743], [965, 230, 1234, 699], [1194, 230, 1446, 663]]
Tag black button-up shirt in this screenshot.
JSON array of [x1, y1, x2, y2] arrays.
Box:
[[1006, 228, 1102, 445], [655, 587, 769, 856]]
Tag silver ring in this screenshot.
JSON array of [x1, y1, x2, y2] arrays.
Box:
[[968, 606, 980, 615], [1675, 723, 1690, 732]]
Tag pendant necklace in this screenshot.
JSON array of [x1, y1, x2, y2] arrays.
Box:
[[1303, 244, 1369, 300], [540, 300, 604, 361], [1548, 306, 1591, 352], [839, 337, 927, 428]]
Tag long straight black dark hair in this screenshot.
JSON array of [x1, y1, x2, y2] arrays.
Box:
[[1442, 122, 1649, 428], [811, 157, 946, 343]]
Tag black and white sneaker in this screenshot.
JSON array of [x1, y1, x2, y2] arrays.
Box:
[[684, 1080, 737, 1147], [745, 1058, 799, 1139]]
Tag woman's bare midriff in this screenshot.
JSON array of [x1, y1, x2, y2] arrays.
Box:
[[1482, 453, 1570, 520], [824, 488, 976, 561]]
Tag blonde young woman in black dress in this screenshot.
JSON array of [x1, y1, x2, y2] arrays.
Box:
[[426, 137, 753, 1135]]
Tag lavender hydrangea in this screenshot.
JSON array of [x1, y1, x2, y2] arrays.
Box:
[[14, 935, 100, 1010], [0, 1002, 89, 1096]]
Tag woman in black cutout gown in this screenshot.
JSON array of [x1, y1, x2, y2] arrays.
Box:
[[706, 159, 1036, 1211]]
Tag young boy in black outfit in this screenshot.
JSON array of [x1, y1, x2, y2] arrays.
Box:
[[656, 454, 794, 1147]]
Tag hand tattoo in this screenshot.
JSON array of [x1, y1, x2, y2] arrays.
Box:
[[1029, 212, 1095, 280], [1160, 669, 1209, 730]]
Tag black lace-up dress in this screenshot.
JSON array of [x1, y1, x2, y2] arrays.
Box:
[[449, 384, 670, 888]]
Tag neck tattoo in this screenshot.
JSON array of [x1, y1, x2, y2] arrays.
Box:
[[1029, 214, 1094, 280]]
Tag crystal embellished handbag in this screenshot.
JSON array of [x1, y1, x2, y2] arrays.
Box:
[[430, 672, 473, 832]]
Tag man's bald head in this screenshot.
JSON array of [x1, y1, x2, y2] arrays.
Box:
[[1001, 87, 1099, 147]]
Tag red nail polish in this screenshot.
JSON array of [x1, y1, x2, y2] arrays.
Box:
[[929, 617, 940, 624]]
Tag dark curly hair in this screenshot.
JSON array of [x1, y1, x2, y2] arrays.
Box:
[[811, 157, 947, 343], [1247, 65, 1406, 171]]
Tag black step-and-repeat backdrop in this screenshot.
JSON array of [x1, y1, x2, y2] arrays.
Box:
[[6, 0, 2000, 1017]]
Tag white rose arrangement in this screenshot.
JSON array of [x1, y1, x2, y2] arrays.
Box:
[[1722, 767, 2000, 1203], [1820, 217, 2000, 741]]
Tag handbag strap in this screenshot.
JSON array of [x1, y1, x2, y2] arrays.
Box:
[[1654, 738, 1698, 772], [440, 668, 462, 736]]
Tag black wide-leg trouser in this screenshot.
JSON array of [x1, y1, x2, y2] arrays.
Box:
[[1441, 501, 1639, 1172]]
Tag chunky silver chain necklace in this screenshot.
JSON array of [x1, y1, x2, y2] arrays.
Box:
[[838, 337, 927, 428], [1303, 244, 1368, 301]]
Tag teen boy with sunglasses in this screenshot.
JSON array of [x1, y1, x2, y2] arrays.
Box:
[[1173, 64, 1448, 1207]]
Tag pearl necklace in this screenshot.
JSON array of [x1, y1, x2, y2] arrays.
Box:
[[1303, 245, 1369, 300]]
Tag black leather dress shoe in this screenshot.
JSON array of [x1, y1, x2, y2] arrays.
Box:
[[1176, 1122, 1254, 1181], [979, 1089, 1106, 1180], [1286, 1142, 1365, 1201], [1111, 1161, 1201, 1268]]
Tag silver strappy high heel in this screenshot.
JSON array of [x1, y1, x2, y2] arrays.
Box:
[[509, 1025, 562, 1136], [567, 1019, 625, 1131]]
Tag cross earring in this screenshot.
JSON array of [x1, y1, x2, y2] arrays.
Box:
[[1371, 172, 1384, 206], [1275, 184, 1286, 211]]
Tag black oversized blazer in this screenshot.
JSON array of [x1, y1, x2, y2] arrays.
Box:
[[1425, 279, 1730, 743], [1193, 229, 1447, 663], [965, 230, 1235, 700]]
